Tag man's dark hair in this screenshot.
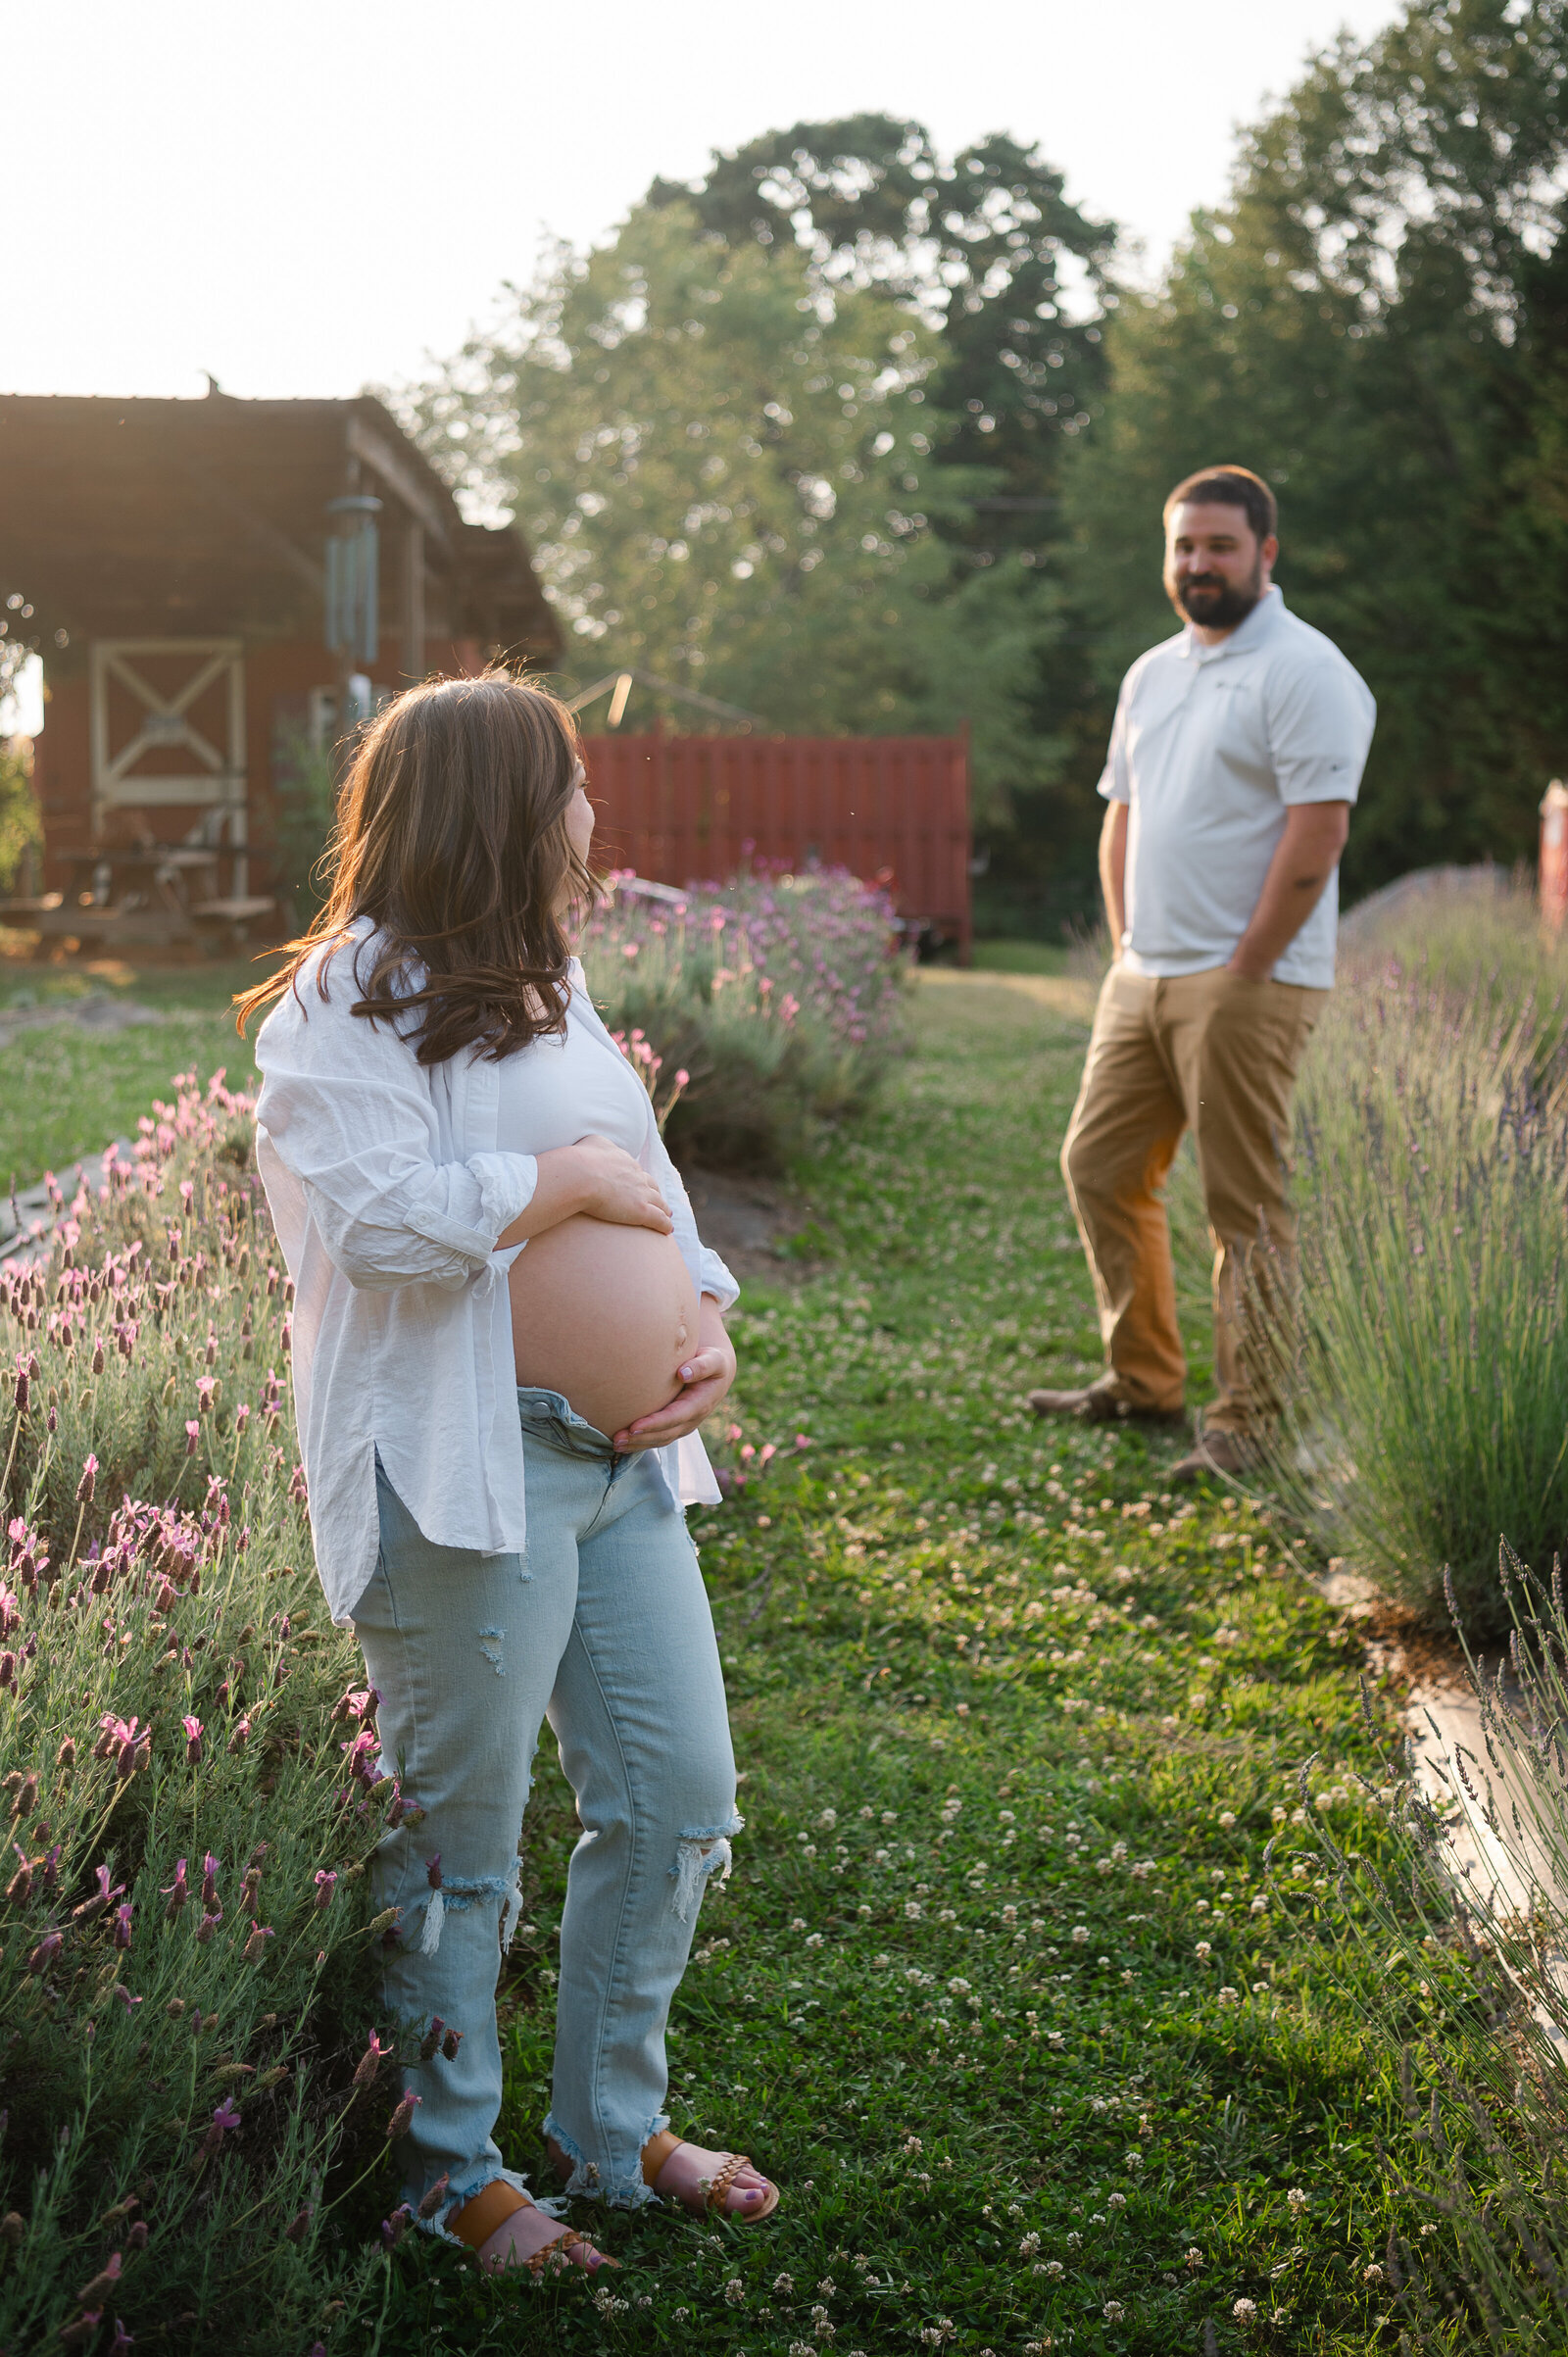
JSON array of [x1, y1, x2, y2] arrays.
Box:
[[1163, 466, 1277, 545]]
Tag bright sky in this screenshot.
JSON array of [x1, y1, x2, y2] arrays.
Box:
[[6, 0, 1404, 406]]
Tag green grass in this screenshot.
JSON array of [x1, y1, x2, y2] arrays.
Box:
[[351, 975, 1449, 2355], [968, 940, 1071, 977], [0, 958, 262, 1191]]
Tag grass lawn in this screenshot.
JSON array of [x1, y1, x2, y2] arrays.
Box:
[[0, 957, 263, 1191], [968, 941, 1073, 978], [361, 971, 1438, 2356]]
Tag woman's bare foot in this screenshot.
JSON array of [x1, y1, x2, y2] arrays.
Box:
[[475, 2199, 613, 2277], [650, 2139, 774, 2220]]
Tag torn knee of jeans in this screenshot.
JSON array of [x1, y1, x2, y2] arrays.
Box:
[[668, 1811, 745, 1923], [477, 1624, 506, 1676], [419, 1852, 526, 1956]]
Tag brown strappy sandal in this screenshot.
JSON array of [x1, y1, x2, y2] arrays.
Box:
[[640, 2127, 781, 2222], [448, 2178, 617, 2277]]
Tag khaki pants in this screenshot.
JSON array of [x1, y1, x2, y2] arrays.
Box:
[[1059, 963, 1327, 1436]]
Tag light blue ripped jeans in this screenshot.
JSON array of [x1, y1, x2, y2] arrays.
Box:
[[352, 1386, 740, 2237]]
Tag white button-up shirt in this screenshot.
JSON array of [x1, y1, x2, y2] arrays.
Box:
[[253, 928, 737, 1626], [1099, 586, 1376, 989]]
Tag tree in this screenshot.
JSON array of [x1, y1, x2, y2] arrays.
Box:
[[1066, 0, 1568, 892], [655, 114, 1115, 517], [406, 201, 1072, 826]]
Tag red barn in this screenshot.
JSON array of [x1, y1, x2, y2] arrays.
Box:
[[0, 388, 559, 940]]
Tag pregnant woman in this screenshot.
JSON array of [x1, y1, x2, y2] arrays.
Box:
[[241, 675, 777, 2277]]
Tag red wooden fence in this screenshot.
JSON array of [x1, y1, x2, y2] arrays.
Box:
[[579, 727, 971, 958]]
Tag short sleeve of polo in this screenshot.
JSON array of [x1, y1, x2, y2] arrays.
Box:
[[1097, 675, 1133, 805], [1265, 641, 1376, 808]]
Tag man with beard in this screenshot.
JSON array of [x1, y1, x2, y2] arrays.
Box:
[[1028, 466, 1375, 1479]]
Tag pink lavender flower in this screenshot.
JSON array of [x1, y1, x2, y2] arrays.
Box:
[[385, 2089, 419, 2141], [195, 1912, 221, 1943], [227, 1716, 251, 1755], [24, 1931, 62, 1975], [184, 1421, 200, 1456], [313, 1869, 338, 1911], [242, 1922, 273, 1962], [72, 1864, 124, 1925], [200, 1853, 220, 1908], [418, 2015, 446, 2061], [416, 2173, 451, 2220], [196, 2098, 241, 2162], [182, 1716, 203, 1765], [195, 1379, 216, 1416], [76, 1454, 99, 1504], [353, 2030, 388, 2089], [111, 1902, 133, 1950]]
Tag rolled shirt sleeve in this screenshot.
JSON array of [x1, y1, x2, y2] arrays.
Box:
[[255, 962, 538, 1294]]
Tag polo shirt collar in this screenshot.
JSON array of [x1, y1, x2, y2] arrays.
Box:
[[1176, 582, 1286, 661]]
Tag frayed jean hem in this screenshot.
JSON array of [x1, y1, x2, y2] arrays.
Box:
[[544, 2108, 668, 2210], [414, 2163, 566, 2248]]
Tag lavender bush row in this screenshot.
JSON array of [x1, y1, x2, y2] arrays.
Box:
[[0, 1078, 423, 2351], [579, 864, 908, 1168]]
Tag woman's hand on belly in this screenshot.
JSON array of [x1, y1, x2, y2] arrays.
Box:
[[498, 1133, 672, 1249], [612, 1295, 737, 1453]]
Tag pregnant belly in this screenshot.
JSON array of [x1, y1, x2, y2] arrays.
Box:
[[509, 1215, 701, 1440]]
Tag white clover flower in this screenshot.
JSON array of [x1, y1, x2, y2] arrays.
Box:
[[1102, 2302, 1125, 2322], [805, 1931, 824, 1948], [870, 1953, 890, 1969], [817, 1808, 838, 1829], [1287, 2187, 1308, 2215], [791, 1916, 808, 1931], [1233, 2296, 1257, 2322], [1124, 2150, 1145, 2168], [724, 2278, 747, 2305], [1040, 2259, 1063, 2278], [1195, 1940, 1212, 1959], [1185, 2247, 1205, 2269], [774, 2272, 796, 2293], [1271, 1804, 1288, 1824], [1071, 1925, 1090, 1944], [1217, 1985, 1240, 2007], [1107, 2192, 1127, 2209], [1217, 1810, 1237, 1830], [905, 1901, 924, 1920], [1018, 2232, 1042, 2257], [1363, 2263, 1385, 2283], [1250, 1896, 1268, 1915]]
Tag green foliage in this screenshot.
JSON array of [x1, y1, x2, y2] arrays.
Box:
[[405, 197, 1075, 831], [0, 738, 42, 897], [1251, 881, 1568, 1638], [0, 1080, 396, 2353], [1066, 0, 1568, 898], [581, 869, 907, 1169], [268, 726, 338, 929]]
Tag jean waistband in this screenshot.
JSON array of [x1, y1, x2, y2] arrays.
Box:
[[514, 1385, 616, 1458]]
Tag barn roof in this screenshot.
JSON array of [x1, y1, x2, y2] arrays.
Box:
[[0, 388, 560, 664]]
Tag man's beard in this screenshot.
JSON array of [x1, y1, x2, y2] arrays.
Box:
[[1167, 559, 1263, 630]]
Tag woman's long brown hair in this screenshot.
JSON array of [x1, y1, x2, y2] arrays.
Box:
[[235, 673, 594, 1064]]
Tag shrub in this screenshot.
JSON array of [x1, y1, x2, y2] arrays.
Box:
[[0, 1076, 408, 2351], [580, 864, 907, 1168], [1263, 882, 1568, 1637]]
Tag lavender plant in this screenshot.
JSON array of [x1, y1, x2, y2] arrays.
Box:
[[579, 866, 907, 1168], [0, 1078, 420, 2351]]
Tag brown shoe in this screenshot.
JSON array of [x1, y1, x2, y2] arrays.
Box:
[[1025, 1382, 1186, 1428], [1168, 1428, 1257, 1484]]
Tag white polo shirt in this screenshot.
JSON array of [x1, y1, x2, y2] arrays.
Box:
[[1098, 585, 1376, 989]]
